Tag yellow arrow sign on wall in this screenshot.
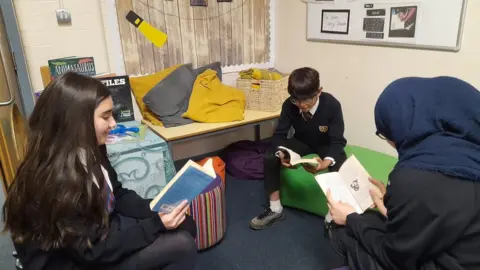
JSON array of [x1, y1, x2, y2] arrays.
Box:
[[126, 11, 168, 48]]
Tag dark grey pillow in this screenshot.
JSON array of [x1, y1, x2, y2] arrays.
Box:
[[142, 65, 197, 127], [194, 62, 222, 81]]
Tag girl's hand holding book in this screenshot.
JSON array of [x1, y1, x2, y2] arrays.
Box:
[[158, 200, 190, 230]]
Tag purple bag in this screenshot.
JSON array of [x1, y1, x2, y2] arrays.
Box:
[[220, 140, 271, 180]]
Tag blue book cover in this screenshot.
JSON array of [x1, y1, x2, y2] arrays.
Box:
[[150, 159, 216, 213]]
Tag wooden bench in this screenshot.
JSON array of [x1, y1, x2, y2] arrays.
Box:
[[142, 109, 281, 159]]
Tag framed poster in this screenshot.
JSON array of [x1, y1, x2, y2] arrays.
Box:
[[321, 9, 350, 35], [389, 6, 418, 38], [191, 0, 208, 6]]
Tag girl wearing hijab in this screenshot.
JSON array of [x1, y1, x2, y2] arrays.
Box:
[[326, 76, 480, 269]]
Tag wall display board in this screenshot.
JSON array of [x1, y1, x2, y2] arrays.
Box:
[[306, 0, 468, 52]]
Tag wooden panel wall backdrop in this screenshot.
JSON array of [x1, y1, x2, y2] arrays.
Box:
[[116, 0, 270, 75]]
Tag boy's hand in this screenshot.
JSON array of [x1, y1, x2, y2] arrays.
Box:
[[302, 157, 330, 173], [277, 151, 291, 168]]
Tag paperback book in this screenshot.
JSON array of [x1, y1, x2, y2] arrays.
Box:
[[150, 159, 216, 213], [315, 155, 380, 213]]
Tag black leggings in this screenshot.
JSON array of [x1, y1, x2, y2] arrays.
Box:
[[118, 215, 198, 270], [135, 230, 197, 270]]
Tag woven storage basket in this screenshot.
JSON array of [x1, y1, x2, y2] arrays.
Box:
[[236, 75, 289, 112]]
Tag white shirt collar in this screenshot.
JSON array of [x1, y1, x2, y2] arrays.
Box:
[[78, 148, 113, 190], [299, 96, 320, 115]]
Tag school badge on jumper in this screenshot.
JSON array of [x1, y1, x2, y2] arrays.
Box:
[[319, 126, 328, 132]]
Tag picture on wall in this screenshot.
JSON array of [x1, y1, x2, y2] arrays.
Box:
[[363, 8, 386, 40], [321, 9, 350, 35], [191, 0, 208, 6], [388, 6, 417, 38]]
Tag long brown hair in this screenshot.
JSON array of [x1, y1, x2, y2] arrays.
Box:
[[3, 72, 112, 250]]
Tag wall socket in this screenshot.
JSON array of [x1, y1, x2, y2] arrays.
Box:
[[56, 9, 71, 24]]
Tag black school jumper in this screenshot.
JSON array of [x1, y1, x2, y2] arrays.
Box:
[[328, 168, 480, 270], [13, 145, 197, 270], [264, 92, 347, 195]]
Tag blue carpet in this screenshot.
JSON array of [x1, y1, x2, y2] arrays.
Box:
[[194, 174, 338, 270]]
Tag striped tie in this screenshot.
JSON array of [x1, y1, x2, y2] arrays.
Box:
[[104, 183, 116, 213], [302, 111, 313, 121]]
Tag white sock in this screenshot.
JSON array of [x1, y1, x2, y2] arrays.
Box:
[[270, 200, 283, 213], [325, 211, 332, 223]]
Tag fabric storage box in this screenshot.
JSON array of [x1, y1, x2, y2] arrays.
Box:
[[106, 121, 176, 199], [236, 75, 289, 112]]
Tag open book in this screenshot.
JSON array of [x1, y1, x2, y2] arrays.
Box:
[[276, 146, 319, 166], [315, 155, 379, 214], [150, 159, 216, 213]]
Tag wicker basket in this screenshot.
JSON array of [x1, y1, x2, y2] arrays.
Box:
[[236, 75, 289, 112]]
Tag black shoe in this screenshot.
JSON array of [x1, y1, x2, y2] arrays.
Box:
[[249, 208, 285, 230]]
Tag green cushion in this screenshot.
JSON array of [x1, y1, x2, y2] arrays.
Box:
[[279, 145, 397, 217]]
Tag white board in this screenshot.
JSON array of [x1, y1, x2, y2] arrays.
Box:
[[306, 0, 468, 52]]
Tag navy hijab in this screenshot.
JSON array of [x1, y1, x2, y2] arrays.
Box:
[[374, 76, 480, 181]]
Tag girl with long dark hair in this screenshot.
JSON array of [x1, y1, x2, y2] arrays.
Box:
[[3, 72, 197, 270]]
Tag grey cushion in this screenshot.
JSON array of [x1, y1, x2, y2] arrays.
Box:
[[194, 62, 222, 81], [142, 65, 197, 127]]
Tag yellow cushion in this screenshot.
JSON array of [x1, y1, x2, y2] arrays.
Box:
[[129, 65, 182, 126], [182, 69, 246, 123]]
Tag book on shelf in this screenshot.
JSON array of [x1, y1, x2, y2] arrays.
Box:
[[150, 159, 216, 213], [315, 155, 380, 214], [99, 75, 135, 122], [47, 56, 96, 79], [275, 146, 319, 166]]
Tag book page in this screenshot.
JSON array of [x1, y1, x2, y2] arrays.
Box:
[[277, 146, 319, 166], [338, 155, 375, 212], [315, 172, 363, 214], [201, 158, 216, 177], [290, 158, 319, 166], [277, 146, 301, 162]]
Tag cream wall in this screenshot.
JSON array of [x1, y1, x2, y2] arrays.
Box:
[[17, 0, 477, 159], [13, 0, 274, 160], [13, 0, 112, 92], [275, 0, 480, 157]]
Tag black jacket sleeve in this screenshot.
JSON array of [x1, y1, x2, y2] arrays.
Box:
[[344, 168, 472, 269], [111, 178, 158, 219], [325, 99, 346, 160], [99, 144, 157, 219], [67, 215, 165, 264], [273, 100, 292, 144]]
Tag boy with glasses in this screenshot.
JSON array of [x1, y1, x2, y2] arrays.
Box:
[[250, 67, 347, 230]]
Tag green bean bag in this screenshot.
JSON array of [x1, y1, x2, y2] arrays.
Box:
[[279, 145, 397, 217]]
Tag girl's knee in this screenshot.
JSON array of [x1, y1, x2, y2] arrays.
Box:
[[175, 231, 197, 258]]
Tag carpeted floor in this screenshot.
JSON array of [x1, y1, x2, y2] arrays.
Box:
[[194, 173, 339, 270]]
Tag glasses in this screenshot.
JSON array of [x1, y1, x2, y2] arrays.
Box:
[[375, 131, 387, 140], [290, 95, 317, 106]]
